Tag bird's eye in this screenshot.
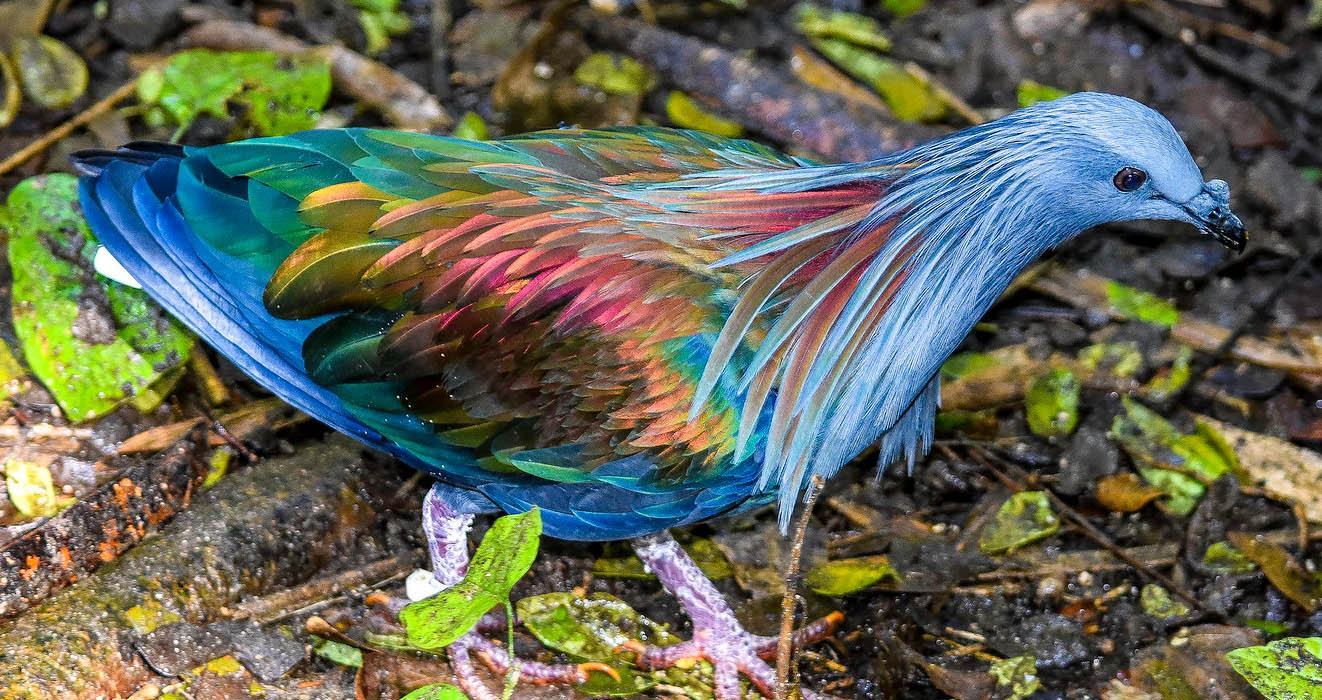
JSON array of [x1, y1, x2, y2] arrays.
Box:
[[1113, 167, 1147, 192]]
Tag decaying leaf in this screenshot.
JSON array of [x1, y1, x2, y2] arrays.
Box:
[[4, 174, 194, 423], [1096, 473, 1165, 513], [1201, 541, 1257, 575], [980, 491, 1060, 555], [1198, 415, 1322, 525], [0, 52, 18, 129], [11, 34, 86, 109], [592, 537, 732, 581], [3, 458, 70, 518], [574, 52, 654, 96], [1227, 532, 1320, 613], [989, 655, 1040, 700]]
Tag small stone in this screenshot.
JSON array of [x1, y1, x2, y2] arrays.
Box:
[[105, 0, 184, 50]]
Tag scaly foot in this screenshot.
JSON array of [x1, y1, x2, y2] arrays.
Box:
[[629, 532, 844, 699]]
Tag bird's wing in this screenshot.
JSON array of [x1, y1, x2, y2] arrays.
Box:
[[78, 126, 906, 538]]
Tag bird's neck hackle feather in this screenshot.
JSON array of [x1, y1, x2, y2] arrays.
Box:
[[686, 113, 1093, 526]]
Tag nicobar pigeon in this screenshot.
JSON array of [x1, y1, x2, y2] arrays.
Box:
[[74, 92, 1245, 699]]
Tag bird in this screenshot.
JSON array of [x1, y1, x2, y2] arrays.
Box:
[[73, 92, 1244, 699]]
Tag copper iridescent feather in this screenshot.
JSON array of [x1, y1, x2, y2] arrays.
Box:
[[75, 126, 919, 539]]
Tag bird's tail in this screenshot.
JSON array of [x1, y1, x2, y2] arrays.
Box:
[[72, 143, 388, 452]]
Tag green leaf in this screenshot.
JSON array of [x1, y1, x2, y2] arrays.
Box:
[[1140, 584, 1190, 620], [794, 4, 892, 52], [940, 351, 998, 380], [4, 175, 194, 423], [810, 38, 944, 122], [665, 91, 744, 137], [1203, 541, 1257, 575], [574, 53, 655, 97], [1227, 637, 1322, 700], [980, 491, 1059, 555], [1016, 79, 1068, 108], [882, 0, 927, 18], [401, 684, 467, 700], [1078, 342, 1144, 379], [11, 35, 87, 110], [989, 655, 1040, 700], [312, 637, 363, 669], [805, 554, 901, 596], [517, 592, 694, 697], [452, 111, 489, 141], [400, 508, 542, 650], [1025, 368, 1080, 438], [1105, 280, 1179, 327], [1142, 345, 1194, 402], [1109, 397, 1234, 515], [138, 50, 331, 138]]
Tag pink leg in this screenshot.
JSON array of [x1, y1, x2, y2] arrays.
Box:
[[629, 531, 843, 700], [420, 484, 613, 699]]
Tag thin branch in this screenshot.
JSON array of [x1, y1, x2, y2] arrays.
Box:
[[0, 77, 141, 177]]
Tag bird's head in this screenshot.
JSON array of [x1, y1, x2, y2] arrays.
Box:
[[896, 92, 1246, 252]]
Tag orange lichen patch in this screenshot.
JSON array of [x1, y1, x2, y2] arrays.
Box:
[[19, 555, 39, 581], [112, 478, 142, 509], [56, 547, 73, 570]]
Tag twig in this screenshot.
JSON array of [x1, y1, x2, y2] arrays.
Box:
[[966, 445, 1208, 613], [429, 0, 452, 101], [0, 77, 141, 177], [776, 475, 825, 700], [228, 555, 414, 623]]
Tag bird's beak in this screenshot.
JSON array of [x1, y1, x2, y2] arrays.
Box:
[[1183, 179, 1246, 253]]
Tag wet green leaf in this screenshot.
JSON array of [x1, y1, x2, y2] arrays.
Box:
[[810, 38, 945, 122], [11, 35, 87, 109], [940, 351, 998, 380], [452, 111, 489, 141], [1143, 345, 1194, 402], [1105, 280, 1179, 327], [1016, 79, 1068, 108], [989, 655, 1040, 700], [882, 0, 928, 18], [1203, 541, 1257, 575], [401, 684, 466, 700], [794, 4, 892, 51], [4, 459, 69, 518], [4, 174, 194, 423], [1109, 397, 1234, 515], [401, 508, 541, 650], [1245, 619, 1291, 636], [979, 491, 1060, 555], [805, 554, 901, 595], [1227, 637, 1322, 700], [592, 538, 732, 581], [1078, 341, 1144, 379], [1025, 368, 1080, 438], [352, 0, 411, 56], [574, 53, 655, 96], [312, 637, 363, 668], [665, 91, 743, 137], [517, 591, 706, 697], [138, 50, 331, 139], [1140, 584, 1190, 620]]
